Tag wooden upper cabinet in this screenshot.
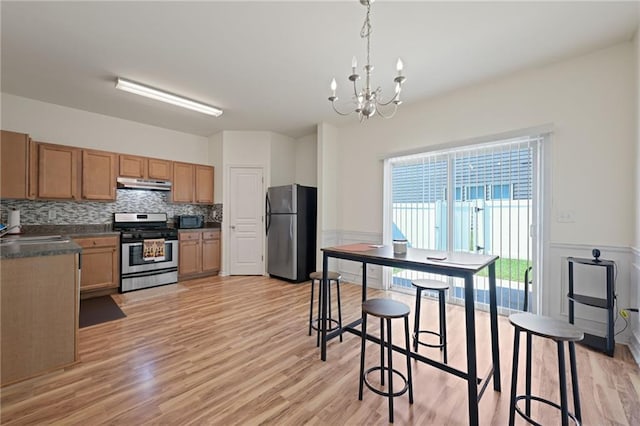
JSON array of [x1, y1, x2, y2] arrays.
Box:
[[119, 155, 172, 180], [0, 130, 32, 200], [37, 143, 79, 200], [119, 154, 146, 178], [172, 162, 194, 203], [82, 149, 117, 201], [147, 158, 172, 180], [173, 163, 214, 205], [195, 165, 214, 204]]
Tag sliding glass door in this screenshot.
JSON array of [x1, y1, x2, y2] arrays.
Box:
[[385, 135, 542, 314]]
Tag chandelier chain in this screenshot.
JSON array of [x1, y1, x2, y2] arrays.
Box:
[[361, 2, 372, 70]]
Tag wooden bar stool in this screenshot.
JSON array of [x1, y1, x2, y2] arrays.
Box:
[[358, 298, 414, 423], [308, 271, 342, 347], [411, 279, 449, 363], [508, 312, 584, 426]]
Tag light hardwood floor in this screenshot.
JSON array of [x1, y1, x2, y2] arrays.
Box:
[[1, 275, 639, 425]]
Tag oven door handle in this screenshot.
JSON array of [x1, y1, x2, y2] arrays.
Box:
[[122, 240, 177, 247]]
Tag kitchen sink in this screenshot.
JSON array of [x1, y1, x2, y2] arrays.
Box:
[[0, 235, 70, 246]]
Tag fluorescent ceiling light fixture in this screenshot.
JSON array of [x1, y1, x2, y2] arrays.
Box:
[[115, 78, 223, 117]]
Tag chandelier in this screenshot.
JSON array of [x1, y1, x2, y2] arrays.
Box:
[[328, 0, 406, 120]]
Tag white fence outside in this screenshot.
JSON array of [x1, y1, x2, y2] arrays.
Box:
[[392, 200, 532, 259]]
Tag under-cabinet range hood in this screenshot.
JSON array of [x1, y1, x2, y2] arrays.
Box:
[[116, 177, 172, 191]]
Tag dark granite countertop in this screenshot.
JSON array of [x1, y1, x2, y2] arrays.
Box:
[[176, 222, 222, 231], [0, 238, 82, 259], [0, 225, 112, 259], [1, 222, 222, 259], [20, 224, 120, 237]]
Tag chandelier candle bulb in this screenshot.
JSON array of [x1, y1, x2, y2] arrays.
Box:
[[397, 58, 404, 74], [330, 78, 337, 98], [352, 56, 358, 73]]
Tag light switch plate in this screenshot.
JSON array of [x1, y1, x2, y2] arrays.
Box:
[[557, 210, 575, 223]]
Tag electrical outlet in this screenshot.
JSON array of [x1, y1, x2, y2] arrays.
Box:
[[48, 210, 56, 221]]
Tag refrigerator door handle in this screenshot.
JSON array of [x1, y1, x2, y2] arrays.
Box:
[[265, 193, 271, 235]]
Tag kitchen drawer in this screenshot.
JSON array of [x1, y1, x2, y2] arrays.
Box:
[[75, 235, 119, 248], [202, 230, 220, 240], [179, 231, 202, 241]]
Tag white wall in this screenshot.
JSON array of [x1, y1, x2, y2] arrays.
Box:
[[336, 43, 635, 247], [208, 132, 223, 204], [631, 29, 640, 363], [317, 122, 339, 271], [295, 133, 317, 187], [330, 42, 637, 335], [1, 93, 209, 163], [269, 132, 295, 186]]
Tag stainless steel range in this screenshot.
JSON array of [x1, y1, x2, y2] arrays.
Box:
[[113, 213, 178, 293]]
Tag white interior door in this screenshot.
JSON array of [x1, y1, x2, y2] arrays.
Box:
[[229, 167, 264, 275]]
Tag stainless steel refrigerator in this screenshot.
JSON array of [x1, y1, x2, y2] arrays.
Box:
[[266, 184, 317, 283]]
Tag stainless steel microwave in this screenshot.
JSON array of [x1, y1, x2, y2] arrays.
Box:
[[175, 215, 204, 229]]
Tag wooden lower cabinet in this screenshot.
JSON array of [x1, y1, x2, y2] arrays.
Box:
[[179, 236, 201, 276], [1, 253, 79, 387], [202, 231, 221, 273], [74, 235, 119, 297], [178, 229, 220, 279]]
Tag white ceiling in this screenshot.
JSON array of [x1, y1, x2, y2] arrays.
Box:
[[2, 1, 638, 139]]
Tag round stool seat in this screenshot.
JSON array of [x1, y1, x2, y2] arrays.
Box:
[[412, 279, 449, 291], [509, 312, 584, 342], [310, 271, 341, 281], [363, 298, 410, 319]]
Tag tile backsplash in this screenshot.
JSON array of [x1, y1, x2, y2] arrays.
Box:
[[0, 190, 222, 225]]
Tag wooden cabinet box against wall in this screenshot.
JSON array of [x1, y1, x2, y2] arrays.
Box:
[[119, 154, 172, 180], [172, 162, 214, 204], [37, 143, 80, 200], [75, 236, 119, 297], [1, 253, 79, 386], [178, 229, 221, 279], [0, 130, 35, 199], [82, 149, 117, 201]]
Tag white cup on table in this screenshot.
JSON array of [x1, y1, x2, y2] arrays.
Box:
[[393, 239, 407, 255]]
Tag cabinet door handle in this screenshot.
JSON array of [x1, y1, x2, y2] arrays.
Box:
[[230, 225, 236, 230]]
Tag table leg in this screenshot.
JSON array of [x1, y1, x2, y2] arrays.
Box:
[[464, 273, 479, 426], [321, 253, 329, 361], [362, 261, 367, 301], [488, 261, 501, 391]]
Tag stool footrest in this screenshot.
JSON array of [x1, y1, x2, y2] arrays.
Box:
[[310, 318, 340, 333], [363, 366, 409, 398], [413, 330, 445, 349], [514, 395, 580, 426]]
